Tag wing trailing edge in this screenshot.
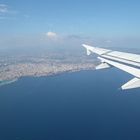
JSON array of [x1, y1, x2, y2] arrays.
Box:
[[98, 57, 140, 78], [121, 78, 140, 90], [95, 63, 111, 70]]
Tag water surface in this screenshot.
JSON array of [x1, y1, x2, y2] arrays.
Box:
[[0, 69, 140, 140]]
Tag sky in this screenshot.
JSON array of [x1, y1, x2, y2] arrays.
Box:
[[0, 0, 140, 52]]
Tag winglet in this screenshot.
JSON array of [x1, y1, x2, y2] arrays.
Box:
[[82, 44, 94, 55]]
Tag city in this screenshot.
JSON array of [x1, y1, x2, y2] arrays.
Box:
[[0, 52, 98, 85]]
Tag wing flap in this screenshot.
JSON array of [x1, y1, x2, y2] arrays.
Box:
[[121, 77, 140, 90], [98, 57, 140, 78], [101, 54, 140, 67], [107, 51, 140, 63], [95, 63, 111, 70]]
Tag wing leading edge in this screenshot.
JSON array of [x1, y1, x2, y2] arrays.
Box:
[[82, 44, 140, 90]]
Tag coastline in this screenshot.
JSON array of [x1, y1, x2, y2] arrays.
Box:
[[0, 78, 18, 86], [0, 67, 95, 87]]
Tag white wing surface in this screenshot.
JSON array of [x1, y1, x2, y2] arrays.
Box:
[[83, 44, 140, 90]]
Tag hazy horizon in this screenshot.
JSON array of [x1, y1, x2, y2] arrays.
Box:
[[0, 0, 140, 54]]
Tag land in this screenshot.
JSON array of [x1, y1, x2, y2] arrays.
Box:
[[0, 52, 98, 85]]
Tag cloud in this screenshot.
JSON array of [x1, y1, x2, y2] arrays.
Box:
[[0, 3, 17, 20], [46, 32, 57, 38], [42, 32, 94, 47], [0, 4, 8, 14]]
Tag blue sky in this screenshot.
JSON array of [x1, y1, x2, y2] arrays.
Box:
[[0, 0, 140, 51]]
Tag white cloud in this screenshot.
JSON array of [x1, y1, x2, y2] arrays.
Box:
[[46, 32, 57, 39], [0, 4, 8, 14], [0, 4, 17, 19]]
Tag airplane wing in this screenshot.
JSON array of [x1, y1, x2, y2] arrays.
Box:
[[82, 44, 140, 90]]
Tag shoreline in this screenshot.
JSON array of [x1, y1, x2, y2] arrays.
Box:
[[0, 68, 95, 87], [0, 78, 18, 86]]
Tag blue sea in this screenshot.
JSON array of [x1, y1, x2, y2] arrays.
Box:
[[0, 69, 140, 140]]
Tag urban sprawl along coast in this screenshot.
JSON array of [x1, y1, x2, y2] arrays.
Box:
[[0, 53, 98, 85]]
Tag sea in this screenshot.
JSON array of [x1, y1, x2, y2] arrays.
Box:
[[0, 69, 140, 140]]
